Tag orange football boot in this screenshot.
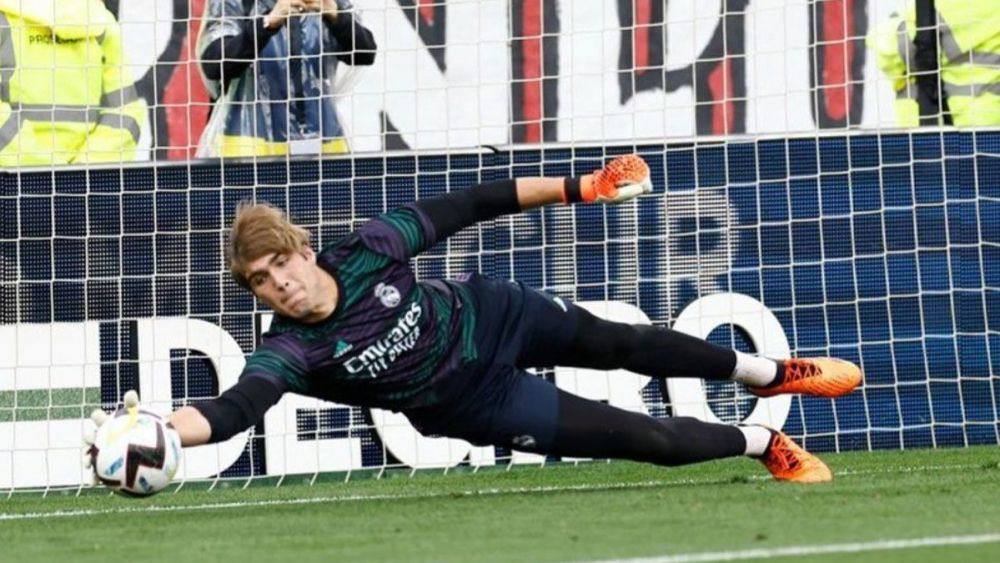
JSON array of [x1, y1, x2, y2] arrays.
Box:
[[749, 358, 862, 398], [759, 430, 832, 483]]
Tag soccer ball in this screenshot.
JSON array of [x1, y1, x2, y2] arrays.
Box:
[[88, 407, 181, 497]]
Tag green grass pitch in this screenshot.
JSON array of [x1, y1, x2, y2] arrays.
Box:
[[1, 446, 999, 562]]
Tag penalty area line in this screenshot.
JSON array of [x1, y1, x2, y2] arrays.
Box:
[[593, 533, 1000, 563], [0, 479, 680, 522]]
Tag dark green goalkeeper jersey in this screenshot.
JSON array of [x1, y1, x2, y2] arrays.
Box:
[[242, 205, 480, 411]]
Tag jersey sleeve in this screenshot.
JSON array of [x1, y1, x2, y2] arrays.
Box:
[[191, 373, 287, 444], [243, 335, 309, 393], [355, 180, 520, 261], [355, 205, 438, 261]]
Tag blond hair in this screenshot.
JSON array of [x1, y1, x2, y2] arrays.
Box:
[[227, 203, 311, 288]]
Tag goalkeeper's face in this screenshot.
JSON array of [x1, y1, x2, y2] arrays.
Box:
[[244, 247, 329, 321]]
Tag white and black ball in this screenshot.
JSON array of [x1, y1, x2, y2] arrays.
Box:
[[89, 407, 181, 497]]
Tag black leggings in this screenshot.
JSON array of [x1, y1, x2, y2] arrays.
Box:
[[510, 296, 748, 465], [517, 302, 739, 380], [551, 390, 746, 465]]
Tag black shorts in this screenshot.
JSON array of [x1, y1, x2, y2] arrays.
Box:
[[406, 276, 580, 452]]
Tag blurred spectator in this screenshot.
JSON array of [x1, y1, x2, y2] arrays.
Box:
[[0, 0, 146, 166], [197, 0, 376, 158], [869, 0, 1000, 126]]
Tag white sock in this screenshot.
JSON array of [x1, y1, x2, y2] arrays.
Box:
[[731, 352, 779, 387], [739, 425, 774, 457]]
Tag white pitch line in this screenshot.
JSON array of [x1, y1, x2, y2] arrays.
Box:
[[0, 479, 677, 522], [0, 461, 985, 522], [593, 533, 1000, 563]]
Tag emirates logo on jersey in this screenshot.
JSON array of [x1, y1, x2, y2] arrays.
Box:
[[374, 283, 401, 308], [344, 302, 423, 378]]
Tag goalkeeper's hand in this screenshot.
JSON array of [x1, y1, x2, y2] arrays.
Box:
[[82, 390, 139, 483], [581, 154, 652, 204]]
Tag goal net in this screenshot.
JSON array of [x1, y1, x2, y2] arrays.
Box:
[[1, 0, 998, 492]]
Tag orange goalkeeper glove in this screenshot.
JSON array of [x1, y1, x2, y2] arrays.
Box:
[[564, 154, 652, 205]]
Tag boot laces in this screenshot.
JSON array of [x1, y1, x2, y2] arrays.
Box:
[[769, 438, 803, 472], [784, 359, 820, 384]]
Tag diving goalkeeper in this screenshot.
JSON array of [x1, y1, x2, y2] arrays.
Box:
[[137, 155, 863, 483]]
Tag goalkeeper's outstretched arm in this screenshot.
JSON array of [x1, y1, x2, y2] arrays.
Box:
[[165, 155, 651, 446], [168, 406, 213, 446], [168, 374, 286, 446], [406, 154, 652, 255]]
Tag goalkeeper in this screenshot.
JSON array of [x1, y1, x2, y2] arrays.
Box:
[[161, 155, 861, 483]]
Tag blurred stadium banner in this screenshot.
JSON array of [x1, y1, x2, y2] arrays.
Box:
[[117, 0, 877, 160]]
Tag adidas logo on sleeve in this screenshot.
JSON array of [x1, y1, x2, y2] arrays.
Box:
[[333, 340, 354, 359]]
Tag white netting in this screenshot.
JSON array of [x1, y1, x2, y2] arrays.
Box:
[[1, 0, 998, 492]]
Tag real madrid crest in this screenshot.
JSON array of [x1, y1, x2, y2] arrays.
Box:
[[374, 282, 401, 308]]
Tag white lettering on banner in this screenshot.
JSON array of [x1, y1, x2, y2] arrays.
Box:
[[670, 293, 792, 428], [556, 0, 719, 140], [264, 393, 365, 474], [341, 0, 831, 150], [135, 318, 250, 480], [0, 322, 101, 488], [743, 0, 814, 133], [340, 0, 511, 152], [369, 408, 496, 470], [110, 1, 898, 161], [1, 296, 792, 481], [558, 0, 827, 138]]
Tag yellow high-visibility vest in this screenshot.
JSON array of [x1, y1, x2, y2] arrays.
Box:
[[0, 0, 147, 167], [868, 0, 1000, 127]]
